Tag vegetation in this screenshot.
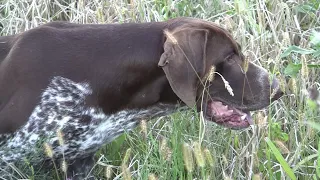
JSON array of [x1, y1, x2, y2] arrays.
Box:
[[0, 0, 319, 179]]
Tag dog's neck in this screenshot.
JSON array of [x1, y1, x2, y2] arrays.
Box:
[[82, 29, 180, 114]]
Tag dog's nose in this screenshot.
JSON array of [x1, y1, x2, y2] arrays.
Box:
[[271, 77, 284, 101]]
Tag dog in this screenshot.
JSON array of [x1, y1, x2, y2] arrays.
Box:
[[0, 17, 283, 179]]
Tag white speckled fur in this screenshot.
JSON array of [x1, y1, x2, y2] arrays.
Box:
[[0, 76, 177, 165]]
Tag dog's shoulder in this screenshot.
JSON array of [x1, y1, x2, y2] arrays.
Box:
[[42, 21, 82, 28], [41, 21, 106, 30]]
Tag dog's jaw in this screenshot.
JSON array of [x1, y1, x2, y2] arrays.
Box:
[[205, 100, 253, 129]]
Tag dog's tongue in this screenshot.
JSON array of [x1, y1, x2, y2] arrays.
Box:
[[207, 101, 254, 129], [210, 101, 234, 117]]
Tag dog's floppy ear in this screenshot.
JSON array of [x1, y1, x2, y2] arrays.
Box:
[[158, 27, 208, 107]]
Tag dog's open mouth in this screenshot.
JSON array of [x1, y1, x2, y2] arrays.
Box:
[[206, 100, 254, 129]]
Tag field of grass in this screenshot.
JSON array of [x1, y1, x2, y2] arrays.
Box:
[[0, 0, 320, 179]]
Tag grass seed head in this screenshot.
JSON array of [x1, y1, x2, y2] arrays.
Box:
[[203, 148, 215, 167], [121, 164, 132, 180], [96, 7, 105, 23], [61, 160, 67, 173], [57, 128, 65, 146], [159, 138, 172, 161], [182, 142, 194, 173], [224, 80, 234, 96], [279, 75, 286, 94], [222, 15, 234, 32], [43, 142, 53, 158], [122, 148, 132, 165], [289, 78, 298, 95], [140, 119, 147, 139], [208, 65, 216, 82], [274, 140, 290, 154], [148, 173, 158, 180], [192, 141, 205, 168], [242, 57, 249, 73], [105, 165, 113, 179], [214, 72, 234, 96], [252, 173, 262, 180], [301, 55, 309, 79], [256, 112, 267, 128], [164, 30, 178, 45], [281, 31, 291, 47]]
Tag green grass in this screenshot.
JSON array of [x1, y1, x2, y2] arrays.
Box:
[[0, 0, 320, 179]]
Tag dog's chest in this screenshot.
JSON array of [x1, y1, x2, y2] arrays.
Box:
[[0, 77, 176, 163]]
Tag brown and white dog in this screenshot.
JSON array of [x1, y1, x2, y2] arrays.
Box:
[[0, 17, 283, 179]]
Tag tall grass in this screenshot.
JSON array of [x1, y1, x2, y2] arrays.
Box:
[[0, 0, 319, 179]]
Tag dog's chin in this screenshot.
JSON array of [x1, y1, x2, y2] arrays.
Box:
[[204, 100, 254, 130]]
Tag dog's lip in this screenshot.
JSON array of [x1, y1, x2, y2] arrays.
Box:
[[203, 99, 254, 130], [206, 97, 269, 112]]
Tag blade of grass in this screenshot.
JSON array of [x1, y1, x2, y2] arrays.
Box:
[[292, 154, 318, 171], [265, 137, 297, 180], [306, 121, 320, 131], [316, 140, 320, 178], [306, 121, 320, 178]]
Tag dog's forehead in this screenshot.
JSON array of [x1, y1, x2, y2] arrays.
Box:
[[203, 23, 242, 55]]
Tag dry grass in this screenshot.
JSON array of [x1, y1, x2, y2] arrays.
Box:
[[0, 0, 319, 179]]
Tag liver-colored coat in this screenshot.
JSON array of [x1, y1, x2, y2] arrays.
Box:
[[0, 17, 283, 179]]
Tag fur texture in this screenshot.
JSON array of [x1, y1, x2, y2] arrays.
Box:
[[0, 76, 176, 164]]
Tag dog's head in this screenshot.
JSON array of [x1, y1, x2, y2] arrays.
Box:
[[159, 18, 283, 129]]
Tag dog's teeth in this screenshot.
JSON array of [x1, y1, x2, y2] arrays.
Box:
[[225, 110, 233, 116], [227, 110, 233, 113], [241, 114, 246, 120]]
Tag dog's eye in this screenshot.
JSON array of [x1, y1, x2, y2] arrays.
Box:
[[225, 54, 235, 64]]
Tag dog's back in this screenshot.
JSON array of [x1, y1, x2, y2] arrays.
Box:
[[0, 21, 169, 134], [0, 35, 17, 63]]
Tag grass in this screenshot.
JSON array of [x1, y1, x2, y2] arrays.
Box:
[[0, 0, 320, 179]]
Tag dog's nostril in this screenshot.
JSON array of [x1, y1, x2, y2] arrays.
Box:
[[271, 77, 284, 101], [272, 90, 284, 101]]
